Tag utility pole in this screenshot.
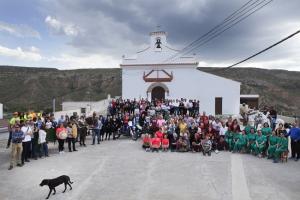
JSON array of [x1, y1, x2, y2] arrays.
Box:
[[53, 98, 56, 113]]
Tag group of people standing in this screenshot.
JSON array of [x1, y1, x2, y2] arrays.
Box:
[[7, 112, 50, 170]]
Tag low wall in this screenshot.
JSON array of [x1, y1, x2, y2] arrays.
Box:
[[54, 109, 81, 120]]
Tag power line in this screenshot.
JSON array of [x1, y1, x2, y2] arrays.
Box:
[[224, 30, 300, 69], [180, 0, 273, 58], [165, 0, 273, 62], [180, 0, 258, 53]]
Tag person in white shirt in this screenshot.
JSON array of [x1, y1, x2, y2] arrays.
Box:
[[45, 119, 52, 129], [38, 124, 49, 157], [219, 122, 228, 136], [212, 118, 222, 133], [21, 120, 32, 164]]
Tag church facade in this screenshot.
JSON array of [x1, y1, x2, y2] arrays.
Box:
[[121, 31, 240, 115]]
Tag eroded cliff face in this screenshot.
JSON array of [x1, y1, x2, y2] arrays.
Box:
[[0, 66, 299, 116]]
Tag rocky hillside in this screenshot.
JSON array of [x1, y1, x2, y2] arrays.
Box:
[[0, 66, 121, 114], [0, 66, 299, 116]]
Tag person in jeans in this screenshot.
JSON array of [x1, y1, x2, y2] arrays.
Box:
[[9, 124, 25, 170], [38, 124, 49, 157], [92, 117, 101, 144], [7, 112, 20, 149]]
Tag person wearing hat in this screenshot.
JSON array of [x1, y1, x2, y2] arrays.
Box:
[[8, 124, 25, 170], [7, 112, 20, 149]]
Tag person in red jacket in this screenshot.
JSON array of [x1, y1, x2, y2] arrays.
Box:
[[151, 135, 161, 152], [161, 134, 169, 151], [155, 128, 164, 141]]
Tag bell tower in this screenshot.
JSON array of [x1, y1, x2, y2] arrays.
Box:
[[150, 31, 167, 51]]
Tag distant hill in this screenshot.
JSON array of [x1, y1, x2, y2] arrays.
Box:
[[0, 66, 121, 114], [0, 66, 299, 116], [199, 67, 300, 116]]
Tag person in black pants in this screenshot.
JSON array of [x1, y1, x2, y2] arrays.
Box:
[[67, 122, 77, 152], [105, 116, 113, 140], [21, 140, 31, 164], [289, 125, 300, 161]]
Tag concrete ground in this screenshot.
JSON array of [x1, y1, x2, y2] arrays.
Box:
[[0, 133, 299, 200]]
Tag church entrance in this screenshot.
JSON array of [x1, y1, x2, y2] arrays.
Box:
[[151, 86, 165, 100]]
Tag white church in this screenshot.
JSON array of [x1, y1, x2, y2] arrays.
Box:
[[121, 30, 241, 115]]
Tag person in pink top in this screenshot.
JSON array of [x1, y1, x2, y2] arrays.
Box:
[[156, 115, 165, 128]]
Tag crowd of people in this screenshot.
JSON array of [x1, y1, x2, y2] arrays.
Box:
[[6, 98, 300, 170], [106, 98, 300, 162], [7, 112, 87, 170]]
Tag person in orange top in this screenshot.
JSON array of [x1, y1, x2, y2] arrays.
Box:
[[151, 135, 161, 152], [142, 134, 151, 151], [161, 134, 169, 151]]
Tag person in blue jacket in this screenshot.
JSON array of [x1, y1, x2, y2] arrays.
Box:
[[289, 123, 300, 161]]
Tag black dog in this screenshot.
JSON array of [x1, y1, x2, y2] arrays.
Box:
[[40, 175, 73, 199]]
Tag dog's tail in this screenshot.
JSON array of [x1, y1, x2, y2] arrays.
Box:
[[69, 180, 74, 184]]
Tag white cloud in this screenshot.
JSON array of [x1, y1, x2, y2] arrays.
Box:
[[0, 45, 42, 61], [46, 53, 120, 69], [45, 16, 80, 36], [0, 21, 41, 39]]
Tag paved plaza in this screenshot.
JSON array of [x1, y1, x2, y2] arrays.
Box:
[[0, 133, 299, 200]]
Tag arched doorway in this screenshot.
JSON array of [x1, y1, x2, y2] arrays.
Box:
[[151, 86, 165, 100]]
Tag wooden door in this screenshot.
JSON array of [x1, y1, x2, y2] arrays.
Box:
[[215, 97, 222, 115]]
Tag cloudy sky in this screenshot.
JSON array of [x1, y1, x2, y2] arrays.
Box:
[[0, 0, 299, 71]]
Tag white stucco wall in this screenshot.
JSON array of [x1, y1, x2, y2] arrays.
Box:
[[122, 66, 240, 115], [62, 99, 109, 116]]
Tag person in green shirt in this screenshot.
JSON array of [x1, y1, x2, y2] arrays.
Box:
[[244, 124, 256, 135], [232, 130, 240, 152], [273, 132, 288, 163], [261, 122, 272, 137], [253, 130, 267, 157], [246, 127, 257, 153], [233, 130, 247, 153], [267, 131, 278, 159], [225, 127, 233, 151]]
